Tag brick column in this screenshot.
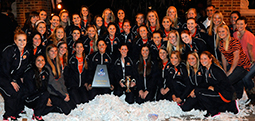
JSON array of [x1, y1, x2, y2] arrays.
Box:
[[16, 0, 51, 26]]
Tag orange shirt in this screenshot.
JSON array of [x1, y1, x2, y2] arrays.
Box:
[[33, 47, 37, 55], [150, 26, 156, 33], [76, 56, 83, 74], [142, 39, 148, 44], [89, 40, 94, 54]]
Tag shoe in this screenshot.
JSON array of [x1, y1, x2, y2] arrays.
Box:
[[211, 112, 221, 117], [32, 114, 44, 121], [10, 116, 17, 121]]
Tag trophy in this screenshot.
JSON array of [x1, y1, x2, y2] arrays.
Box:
[[92, 65, 111, 88], [120, 76, 136, 93]]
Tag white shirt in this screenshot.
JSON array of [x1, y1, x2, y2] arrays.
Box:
[[203, 17, 211, 29]]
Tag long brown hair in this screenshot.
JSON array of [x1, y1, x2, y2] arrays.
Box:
[[201, 51, 222, 69], [46, 44, 61, 77], [57, 41, 68, 67], [74, 40, 88, 70], [85, 25, 98, 52], [138, 45, 152, 76], [48, 25, 66, 45]]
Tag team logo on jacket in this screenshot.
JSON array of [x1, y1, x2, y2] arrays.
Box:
[[128, 39, 131, 43], [98, 68, 105, 76], [208, 73, 211, 78], [198, 72, 201, 76], [95, 59, 98, 61], [178, 72, 181, 76], [114, 41, 117, 44], [42, 75, 45, 80], [23, 55, 27, 59], [167, 66, 169, 69], [127, 62, 130, 66], [105, 59, 108, 62]]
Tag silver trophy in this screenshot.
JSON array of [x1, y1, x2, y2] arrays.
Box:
[[120, 76, 136, 93]]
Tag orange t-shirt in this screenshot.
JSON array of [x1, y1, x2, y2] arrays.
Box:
[[76, 56, 83, 74], [33, 47, 37, 55]]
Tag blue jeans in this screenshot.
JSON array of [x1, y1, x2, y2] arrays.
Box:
[[243, 64, 255, 90]]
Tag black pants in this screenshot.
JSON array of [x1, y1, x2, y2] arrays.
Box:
[[25, 92, 49, 116], [228, 66, 247, 99], [156, 88, 172, 101], [0, 80, 24, 118], [136, 90, 156, 104], [195, 88, 235, 115], [48, 95, 72, 115], [181, 97, 204, 111], [68, 86, 89, 104]]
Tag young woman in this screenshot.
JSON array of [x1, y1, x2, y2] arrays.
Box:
[[22, 11, 39, 37], [66, 26, 82, 57], [182, 8, 206, 31], [27, 32, 44, 61], [195, 51, 239, 117], [47, 15, 60, 36], [135, 45, 159, 104], [131, 13, 145, 36], [168, 51, 189, 105], [80, 5, 92, 29], [83, 25, 98, 56], [113, 44, 138, 104], [47, 25, 66, 46], [119, 19, 135, 55], [181, 30, 207, 60], [180, 52, 207, 111], [156, 47, 172, 101], [104, 23, 120, 60], [35, 20, 48, 47], [57, 41, 68, 70], [0, 29, 30, 120], [102, 8, 115, 28], [166, 30, 184, 59], [59, 9, 71, 29], [86, 40, 114, 100], [228, 11, 252, 37], [132, 25, 152, 61], [233, 17, 255, 63], [234, 17, 255, 95], [161, 16, 173, 41], [207, 11, 224, 60], [166, 6, 183, 33], [149, 31, 167, 61], [45, 44, 73, 115], [217, 24, 251, 99], [186, 18, 207, 41], [146, 10, 160, 34], [66, 14, 86, 37], [24, 55, 49, 121], [39, 10, 47, 22], [116, 9, 125, 34], [93, 15, 107, 38], [64, 40, 89, 104]]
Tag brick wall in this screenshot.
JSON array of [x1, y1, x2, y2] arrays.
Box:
[[16, 0, 51, 26], [211, 0, 255, 34]]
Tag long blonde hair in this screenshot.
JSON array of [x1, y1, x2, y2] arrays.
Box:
[[46, 44, 61, 77], [146, 10, 160, 31], [208, 11, 224, 36], [85, 25, 98, 52], [48, 25, 66, 45], [102, 8, 115, 23], [166, 30, 183, 56], [216, 24, 231, 51], [186, 52, 200, 76], [166, 6, 178, 28]]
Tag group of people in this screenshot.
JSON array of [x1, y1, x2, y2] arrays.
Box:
[[0, 4, 254, 121]]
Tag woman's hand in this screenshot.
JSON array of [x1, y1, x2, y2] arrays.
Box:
[[208, 86, 214, 91], [11, 82, 20, 92], [119, 80, 125, 87], [160, 88, 165, 95], [130, 82, 136, 87], [175, 97, 182, 104], [64, 94, 70, 102], [47, 98, 52, 106], [190, 89, 196, 98], [110, 85, 114, 90], [143, 91, 149, 99], [84, 83, 92, 91], [139, 90, 144, 98]]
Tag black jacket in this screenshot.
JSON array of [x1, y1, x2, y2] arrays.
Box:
[[87, 51, 113, 85], [119, 31, 135, 55], [183, 38, 207, 60], [168, 62, 189, 100], [82, 36, 96, 56], [135, 59, 159, 93], [113, 56, 139, 87], [64, 55, 89, 89], [23, 67, 49, 100], [104, 34, 121, 60], [0, 44, 30, 85]]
